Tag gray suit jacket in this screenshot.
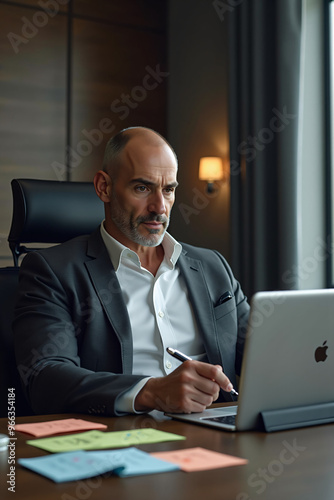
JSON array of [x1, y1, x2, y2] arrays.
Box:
[[13, 228, 250, 416]]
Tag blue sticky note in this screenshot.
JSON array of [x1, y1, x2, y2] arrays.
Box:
[[87, 448, 180, 477], [18, 448, 179, 482], [18, 450, 121, 483]]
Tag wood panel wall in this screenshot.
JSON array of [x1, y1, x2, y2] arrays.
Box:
[[0, 0, 167, 263]]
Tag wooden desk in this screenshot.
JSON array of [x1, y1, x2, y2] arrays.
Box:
[[1, 411, 334, 500]]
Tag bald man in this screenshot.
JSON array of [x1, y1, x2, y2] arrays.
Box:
[[14, 127, 250, 417]]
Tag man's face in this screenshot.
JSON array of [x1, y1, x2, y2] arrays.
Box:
[[106, 138, 178, 250]]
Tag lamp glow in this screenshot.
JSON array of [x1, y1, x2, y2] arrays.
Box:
[[199, 157, 224, 193]]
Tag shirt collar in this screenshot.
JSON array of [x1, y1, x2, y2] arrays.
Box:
[[100, 221, 182, 271]]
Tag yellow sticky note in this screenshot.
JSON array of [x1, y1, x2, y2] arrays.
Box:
[[27, 429, 186, 453], [151, 447, 248, 472]]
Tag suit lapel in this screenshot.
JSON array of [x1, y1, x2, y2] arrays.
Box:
[[83, 231, 231, 383], [177, 252, 223, 368], [85, 230, 133, 373]]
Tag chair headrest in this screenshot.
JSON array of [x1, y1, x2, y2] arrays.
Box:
[[8, 179, 104, 263]]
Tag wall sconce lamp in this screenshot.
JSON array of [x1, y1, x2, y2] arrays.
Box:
[[199, 156, 224, 194]]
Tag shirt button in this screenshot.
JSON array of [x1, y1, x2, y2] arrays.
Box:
[[158, 311, 164, 318], [166, 360, 172, 369]]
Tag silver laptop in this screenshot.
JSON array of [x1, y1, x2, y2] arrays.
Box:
[[166, 289, 334, 431]]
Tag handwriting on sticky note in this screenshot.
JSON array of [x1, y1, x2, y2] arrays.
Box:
[[15, 418, 107, 437], [27, 429, 186, 453], [151, 447, 248, 472]]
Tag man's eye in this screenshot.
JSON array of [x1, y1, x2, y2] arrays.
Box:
[[135, 185, 148, 193], [164, 188, 175, 194]]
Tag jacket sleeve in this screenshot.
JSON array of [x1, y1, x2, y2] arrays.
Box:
[[13, 251, 145, 417]]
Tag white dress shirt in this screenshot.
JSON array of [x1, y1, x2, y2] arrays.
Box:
[[100, 222, 207, 412]]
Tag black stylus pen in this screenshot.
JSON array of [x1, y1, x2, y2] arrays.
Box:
[[166, 347, 238, 396]]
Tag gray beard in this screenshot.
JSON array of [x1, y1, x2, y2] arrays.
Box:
[[109, 197, 169, 247]]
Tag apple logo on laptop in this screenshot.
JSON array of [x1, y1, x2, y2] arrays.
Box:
[[314, 341, 328, 362]]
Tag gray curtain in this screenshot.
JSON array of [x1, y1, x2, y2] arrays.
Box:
[[228, 0, 303, 298]]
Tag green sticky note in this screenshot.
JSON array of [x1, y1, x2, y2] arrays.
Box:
[[27, 428, 185, 453]]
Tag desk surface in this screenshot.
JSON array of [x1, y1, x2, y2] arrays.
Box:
[[1, 410, 334, 500]]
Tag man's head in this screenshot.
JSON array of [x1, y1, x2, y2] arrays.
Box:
[[94, 127, 178, 251]]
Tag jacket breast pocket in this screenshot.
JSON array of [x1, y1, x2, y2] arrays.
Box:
[[214, 296, 236, 320]]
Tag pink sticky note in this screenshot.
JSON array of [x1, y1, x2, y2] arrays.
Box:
[[151, 447, 248, 472], [15, 418, 107, 437]]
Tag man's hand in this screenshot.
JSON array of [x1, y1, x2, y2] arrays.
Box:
[[134, 361, 233, 413]]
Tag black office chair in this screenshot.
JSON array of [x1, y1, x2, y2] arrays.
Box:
[[8, 178, 104, 266], [0, 179, 104, 417]]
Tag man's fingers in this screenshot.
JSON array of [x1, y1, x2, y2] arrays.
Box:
[[194, 361, 234, 393], [135, 361, 236, 414], [213, 390, 220, 402]]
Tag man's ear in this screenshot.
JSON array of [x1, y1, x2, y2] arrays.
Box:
[[94, 170, 112, 203]]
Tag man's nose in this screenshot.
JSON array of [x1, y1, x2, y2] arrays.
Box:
[[148, 191, 166, 214]]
